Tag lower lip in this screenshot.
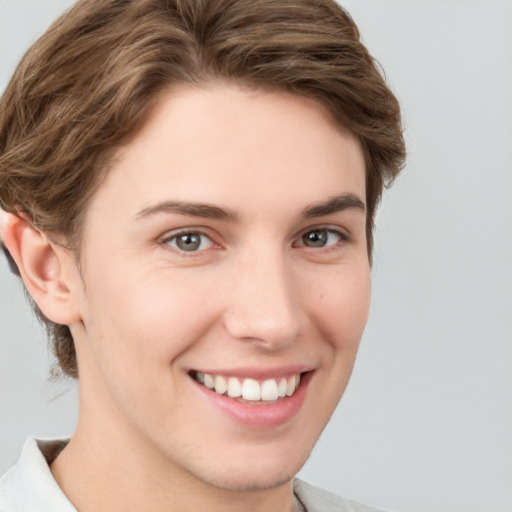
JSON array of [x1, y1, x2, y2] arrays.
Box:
[[191, 372, 312, 430]]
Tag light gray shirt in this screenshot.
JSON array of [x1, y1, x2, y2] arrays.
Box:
[[0, 439, 382, 512]]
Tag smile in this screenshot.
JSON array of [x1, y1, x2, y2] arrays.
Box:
[[189, 368, 313, 428], [191, 371, 301, 403]]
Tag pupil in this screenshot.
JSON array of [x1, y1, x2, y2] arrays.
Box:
[[305, 230, 327, 247], [177, 233, 200, 251]]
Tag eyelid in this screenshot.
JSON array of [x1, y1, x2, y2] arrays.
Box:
[[160, 227, 220, 254], [159, 224, 216, 241], [157, 224, 351, 254], [293, 226, 351, 248]]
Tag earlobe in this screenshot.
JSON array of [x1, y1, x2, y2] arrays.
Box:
[[1, 212, 82, 325]]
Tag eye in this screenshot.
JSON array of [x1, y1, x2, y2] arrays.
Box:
[[295, 228, 346, 249], [164, 231, 215, 252]]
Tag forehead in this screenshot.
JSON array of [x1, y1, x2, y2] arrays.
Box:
[[86, 85, 366, 223]]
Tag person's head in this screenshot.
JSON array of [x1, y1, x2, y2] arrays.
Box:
[[0, 0, 404, 493]]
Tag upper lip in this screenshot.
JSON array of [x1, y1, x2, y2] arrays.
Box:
[[188, 365, 314, 380]]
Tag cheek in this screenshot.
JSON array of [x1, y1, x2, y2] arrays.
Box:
[[77, 268, 220, 422], [311, 265, 371, 348], [83, 266, 220, 366]]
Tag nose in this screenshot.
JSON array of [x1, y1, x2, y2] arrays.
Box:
[[223, 250, 305, 350]]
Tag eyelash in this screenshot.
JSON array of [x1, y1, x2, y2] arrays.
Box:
[[162, 230, 217, 254], [293, 227, 350, 249], [161, 226, 350, 255]]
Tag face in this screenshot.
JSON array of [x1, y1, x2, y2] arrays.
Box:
[[69, 85, 370, 492]]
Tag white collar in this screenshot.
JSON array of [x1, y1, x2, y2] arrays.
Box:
[[0, 438, 75, 511]]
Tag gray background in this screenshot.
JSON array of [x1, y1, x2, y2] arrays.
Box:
[[1, 1, 511, 511]]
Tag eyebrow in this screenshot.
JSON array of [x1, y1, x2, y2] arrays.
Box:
[[300, 193, 366, 218], [134, 193, 365, 223], [134, 201, 239, 222]]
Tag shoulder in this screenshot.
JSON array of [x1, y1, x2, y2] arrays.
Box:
[[293, 478, 384, 512], [0, 438, 75, 512]]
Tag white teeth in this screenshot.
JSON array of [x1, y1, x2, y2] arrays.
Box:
[[286, 375, 296, 396], [203, 373, 215, 389], [194, 372, 303, 401], [227, 377, 242, 398], [214, 375, 227, 395], [242, 378, 261, 401], [261, 379, 279, 401], [278, 378, 288, 398]]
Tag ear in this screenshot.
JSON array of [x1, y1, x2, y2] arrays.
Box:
[[1, 212, 82, 325]]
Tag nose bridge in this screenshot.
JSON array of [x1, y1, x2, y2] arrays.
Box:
[[223, 243, 303, 348]]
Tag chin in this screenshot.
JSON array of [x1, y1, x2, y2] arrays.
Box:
[[196, 467, 296, 493], [186, 443, 313, 493]]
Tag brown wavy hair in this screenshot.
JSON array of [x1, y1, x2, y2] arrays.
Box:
[[0, 0, 406, 377]]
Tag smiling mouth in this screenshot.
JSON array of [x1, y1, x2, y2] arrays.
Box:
[[189, 371, 303, 404]]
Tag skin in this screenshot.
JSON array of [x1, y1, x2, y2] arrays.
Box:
[[5, 85, 370, 512]]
